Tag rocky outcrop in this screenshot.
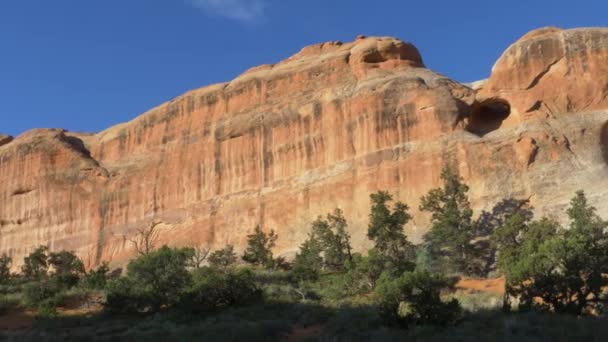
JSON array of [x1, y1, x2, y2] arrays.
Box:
[[0, 134, 12, 147], [1, 30, 608, 269], [477, 27, 608, 126]]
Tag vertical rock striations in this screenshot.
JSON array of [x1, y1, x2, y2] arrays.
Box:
[[1, 30, 608, 268]]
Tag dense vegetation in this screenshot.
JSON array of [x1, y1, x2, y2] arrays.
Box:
[[1, 166, 607, 341]]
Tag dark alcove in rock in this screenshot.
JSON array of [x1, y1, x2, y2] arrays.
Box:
[[466, 98, 511, 137]]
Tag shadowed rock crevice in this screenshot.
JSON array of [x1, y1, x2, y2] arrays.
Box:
[[62, 135, 93, 159], [466, 98, 511, 136], [602, 121, 608, 165]]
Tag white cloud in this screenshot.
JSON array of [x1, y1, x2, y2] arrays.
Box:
[[188, 0, 266, 21]]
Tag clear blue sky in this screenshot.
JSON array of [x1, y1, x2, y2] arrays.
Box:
[[1, 0, 606, 136]]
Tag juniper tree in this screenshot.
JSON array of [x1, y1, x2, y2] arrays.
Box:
[[420, 166, 475, 274], [492, 191, 608, 315], [367, 191, 416, 275], [291, 234, 324, 283], [242, 225, 277, 268], [311, 209, 352, 271]]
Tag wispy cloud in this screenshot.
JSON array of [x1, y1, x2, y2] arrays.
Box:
[[188, 0, 266, 21]]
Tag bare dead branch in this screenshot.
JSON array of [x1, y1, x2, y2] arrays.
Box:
[[189, 245, 211, 268], [124, 221, 163, 256]]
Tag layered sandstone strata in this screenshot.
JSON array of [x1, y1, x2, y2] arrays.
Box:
[[1, 29, 607, 268]]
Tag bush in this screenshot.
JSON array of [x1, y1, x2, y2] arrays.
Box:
[[83, 262, 110, 290], [375, 269, 461, 328], [492, 191, 608, 315], [290, 238, 323, 283], [105, 246, 193, 313], [0, 254, 11, 284], [48, 250, 85, 288], [21, 246, 49, 280], [105, 277, 148, 314], [242, 226, 277, 268], [208, 245, 238, 269], [22, 279, 64, 314], [179, 267, 262, 314], [341, 250, 391, 294]]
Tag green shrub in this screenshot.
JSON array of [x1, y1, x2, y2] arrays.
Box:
[[375, 269, 461, 328], [454, 291, 502, 313], [105, 246, 192, 313], [0, 254, 11, 284], [493, 191, 608, 315], [290, 238, 323, 283], [83, 262, 110, 289], [22, 279, 63, 313], [340, 250, 387, 294], [242, 226, 278, 268], [208, 245, 238, 269], [105, 277, 148, 314], [48, 250, 85, 288], [179, 267, 262, 314], [21, 246, 49, 280], [271, 256, 291, 271]]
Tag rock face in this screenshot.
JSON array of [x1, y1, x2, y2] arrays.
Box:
[[1, 30, 608, 269], [0, 134, 12, 147], [477, 27, 608, 126]]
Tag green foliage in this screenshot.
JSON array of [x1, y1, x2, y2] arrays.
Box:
[[22, 279, 63, 313], [83, 262, 110, 290], [208, 245, 238, 269], [493, 191, 608, 315], [179, 267, 262, 314], [310, 209, 352, 271], [271, 256, 291, 271], [21, 245, 49, 280], [375, 269, 461, 328], [242, 226, 277, 268], [367, 191, 416, 275], [0, 254, 11, 284], [105, 246, 193, 313], [420, 166, 476, 274], [0, 294, 21, 315], [105, 277, 147, 314], [48, 250, 85, 288], [340, 250, 391, 294], [290, 236, 323, 283]]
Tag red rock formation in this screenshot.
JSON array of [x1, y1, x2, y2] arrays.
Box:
[[0, 134, 12, 147], [477, 27, 608, 126], [1, 30, 608, 269]]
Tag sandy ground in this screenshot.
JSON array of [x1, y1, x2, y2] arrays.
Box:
[[456, 276, 505, 295]]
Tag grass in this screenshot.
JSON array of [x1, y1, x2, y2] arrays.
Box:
[[2, 270, 608, 341]]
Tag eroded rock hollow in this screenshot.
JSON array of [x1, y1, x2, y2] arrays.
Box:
[[1, 28, 608, 268]]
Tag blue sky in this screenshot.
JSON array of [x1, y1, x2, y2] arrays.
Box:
[[1, 0, 606, 136]]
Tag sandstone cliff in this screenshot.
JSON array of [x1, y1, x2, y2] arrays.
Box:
[[1, 28, 607, 268]]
